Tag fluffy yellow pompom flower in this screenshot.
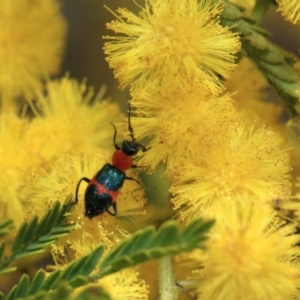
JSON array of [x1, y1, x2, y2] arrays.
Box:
[[22, 153, 146, 256], [0, 0, 67, 101], [97, 269, 148, 300], [104, 0, 240, 96], [171, 121, 291, 223], [197, 202, 300, 300], [277, 0, 300, 24], [25, 76, 120, 165], [0, 113, 31, 229], [72, 269, 148, 300], [130, 89, 238, 173]]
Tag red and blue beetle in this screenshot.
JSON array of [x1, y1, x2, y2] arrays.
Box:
[[73, 102, 148, 218]]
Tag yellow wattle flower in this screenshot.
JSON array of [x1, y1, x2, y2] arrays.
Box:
[[72, 269, 148, 300], [24, 76, 121, 165], [198, 202, 300, 300], [0, 113, 30, 228], [130, 89, 238, 173], [104, 0, 240, 96], [98, 269, 148, 300], [0, 0, 67, 102], [171, 121, 291, 223], [277, 0, 300, 24]]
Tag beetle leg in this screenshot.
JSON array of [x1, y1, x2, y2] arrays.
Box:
[[125, 176, 145, 188], [125, 176, 156, 191], [131, 164, 146, 169], [70, 177, 90, 205], [106, 202, 117, 216], [137, 142, 150, 152]]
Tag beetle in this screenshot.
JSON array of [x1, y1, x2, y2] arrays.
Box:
[[73, 101, 148, 218]]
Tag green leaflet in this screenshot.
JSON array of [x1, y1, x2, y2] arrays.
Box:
[[97, 218, 214, 278], [2, 212, 213, 299], [0, 220, 13, 239], [220, 1, 300, 118], [0, 196, 76, 275], [4, 245, 105, 300]]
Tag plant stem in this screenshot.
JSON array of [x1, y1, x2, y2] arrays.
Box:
[[158, 256, 178, 300], [251, 0, 272, 22]]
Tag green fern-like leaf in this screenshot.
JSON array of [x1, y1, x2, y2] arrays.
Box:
[[0, 244, 5, 262], [0, 267, 17, 276], [0, 196, 76, 274], [3, 245, 104, 300], [96, 218, 214, 278], [24, 284, 73, 300], [53, 245, 104, 289], [28, 270, 45, 295], [0, 220, 13, 239], [220, 2, 300, 118], [5, 275, 30, 300]]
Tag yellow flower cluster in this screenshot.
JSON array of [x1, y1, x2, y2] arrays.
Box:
[[2, 0, 300, 298], [0, 2, 148, 294], [104, 0, 300, 299], [171, 122, 291, 222], [1, 79, 148, 297], [0, 77, 123, 227], [104, 0, 240, 96], [98, 269, 148, 300], [195, 202, 300, 300], [277, 0, 300, 24], [0, 0, 67, 107], [15, 77, 147, 294], [0, 0, 149, 296]]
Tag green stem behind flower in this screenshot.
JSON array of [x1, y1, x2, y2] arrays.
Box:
[[158, 256, 178, 300], [251, 0, 273, 22]]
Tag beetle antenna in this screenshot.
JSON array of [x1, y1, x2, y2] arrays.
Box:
[[127, 100, 149, 152], [128, 100, 135, 141]]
